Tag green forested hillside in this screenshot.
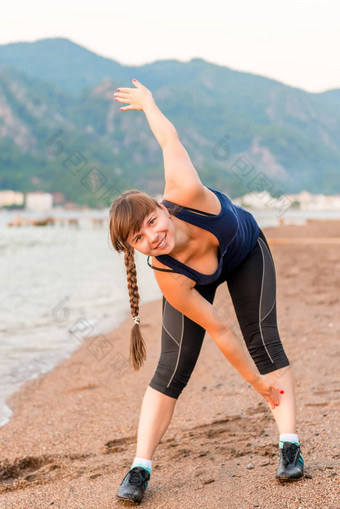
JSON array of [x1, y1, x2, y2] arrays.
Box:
[[0, 38, 339, 207]]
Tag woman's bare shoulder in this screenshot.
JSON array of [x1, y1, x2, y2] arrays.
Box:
[[162, 185, 221, 215]]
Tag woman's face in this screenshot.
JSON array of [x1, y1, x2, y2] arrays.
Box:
[[127, 203, 175, 256]]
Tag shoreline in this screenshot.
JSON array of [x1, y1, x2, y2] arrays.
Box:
[[0, 227, 161, 430], [0, 220, 339, 508]]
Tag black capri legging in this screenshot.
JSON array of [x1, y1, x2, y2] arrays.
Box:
[[149, 229, 290, 399]]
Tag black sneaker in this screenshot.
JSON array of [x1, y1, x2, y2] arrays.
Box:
[[276, 442, 304, 481], [116, 466, 150, 504]]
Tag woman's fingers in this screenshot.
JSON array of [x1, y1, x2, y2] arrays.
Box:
[[114, 92, 131, 98], [115, 97, 130, 104], [265, 376, 284, 395], [266, 396, 278, 409], [120, 104, 134, 110], [113, 80, 152, 112], [132, 78, 143, 87], [113, 90, 138, 109], [273, 385, 284, 399], [114, 87, 132, 93], [113, 91, 142, 110], [120, 104, 143, 111], [253, 375, 284, 409], [113, 93, 131, 103], [267, 385, 284, 408], [117, 78, 145, 92]]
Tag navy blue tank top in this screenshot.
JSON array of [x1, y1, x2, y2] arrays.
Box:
[[147, 186, 260, 285]]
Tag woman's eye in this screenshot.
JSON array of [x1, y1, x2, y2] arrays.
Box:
[[136, 235, 142, 242], [149, 218, 156, 225]]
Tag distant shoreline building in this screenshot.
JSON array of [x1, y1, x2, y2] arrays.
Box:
[[0, 190, 24, 208], [288, 191, 340, 211], [25, 192, 53, 212], [1, 188, 340, 212], [233, 190, 340, 211]]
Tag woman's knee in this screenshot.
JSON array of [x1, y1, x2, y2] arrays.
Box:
[[245, 326, 290, 375], [148, 369, 189, 399], [149, 342, 203, 399]]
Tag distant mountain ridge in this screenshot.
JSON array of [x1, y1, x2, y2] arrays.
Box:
[[0, 37, 339, 207]]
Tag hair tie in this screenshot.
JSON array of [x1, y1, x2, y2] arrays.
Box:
[[133, 315, 140, 325]]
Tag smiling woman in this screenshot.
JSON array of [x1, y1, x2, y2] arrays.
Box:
[[109, 79, 304, 505], [127, 206, 172, 252]]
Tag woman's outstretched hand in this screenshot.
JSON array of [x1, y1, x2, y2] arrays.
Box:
[[251, 374, 284, 409], [113, 79, 153, 111]]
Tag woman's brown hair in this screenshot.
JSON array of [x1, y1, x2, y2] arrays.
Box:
[[109, 190, 161, 371]]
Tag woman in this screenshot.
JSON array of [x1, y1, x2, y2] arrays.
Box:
[[110, 79, 304, 505]]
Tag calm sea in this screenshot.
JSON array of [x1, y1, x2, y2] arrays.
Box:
[[0, 209, 162, 427], [1, 207, 340, 427]]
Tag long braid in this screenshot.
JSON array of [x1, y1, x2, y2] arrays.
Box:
[[124, 247, 147, 371]]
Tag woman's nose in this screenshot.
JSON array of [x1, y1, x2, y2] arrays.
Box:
[[149, 232, 159, 245]]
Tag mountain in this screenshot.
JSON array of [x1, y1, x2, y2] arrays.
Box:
[[0, 38, 126, 97], [0, 37, 339, 207]]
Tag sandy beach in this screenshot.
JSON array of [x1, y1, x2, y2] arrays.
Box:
[[0, 220, 339, 509]]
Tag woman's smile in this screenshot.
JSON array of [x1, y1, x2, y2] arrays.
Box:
[[154, 233, 167, 250]]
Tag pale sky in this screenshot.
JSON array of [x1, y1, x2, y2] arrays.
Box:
[[1, 0, 339, 93]]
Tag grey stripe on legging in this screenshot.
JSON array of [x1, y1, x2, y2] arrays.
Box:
[[161, 303, 184, 389], [162, 300, 181, 347], [258, 237, 275, 364]]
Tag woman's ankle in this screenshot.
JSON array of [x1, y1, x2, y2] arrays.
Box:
[[131, 456, 153, 474]]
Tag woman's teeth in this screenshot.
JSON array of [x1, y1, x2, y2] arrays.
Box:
[[157, 235, 166, 248]]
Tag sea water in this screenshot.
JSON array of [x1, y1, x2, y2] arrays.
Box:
[[0, 211, 161, 427]]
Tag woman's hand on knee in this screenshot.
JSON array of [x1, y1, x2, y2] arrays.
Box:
[[250, 374, 283, 409], [113, 79, 153, 111]]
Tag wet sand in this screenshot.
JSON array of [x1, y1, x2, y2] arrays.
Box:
[[0, 220, 339, 508]]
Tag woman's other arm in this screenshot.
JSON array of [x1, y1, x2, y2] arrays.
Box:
[[152, 265, 283, 408]]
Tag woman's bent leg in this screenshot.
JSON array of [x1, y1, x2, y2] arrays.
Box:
[[136, 283, 217, 459]]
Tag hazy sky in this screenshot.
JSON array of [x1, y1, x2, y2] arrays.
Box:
[[1, 0, 339, 93]]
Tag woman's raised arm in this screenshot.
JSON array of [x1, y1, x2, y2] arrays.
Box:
[[114, 79, 177, 149], [114, 79, 203, 195]]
